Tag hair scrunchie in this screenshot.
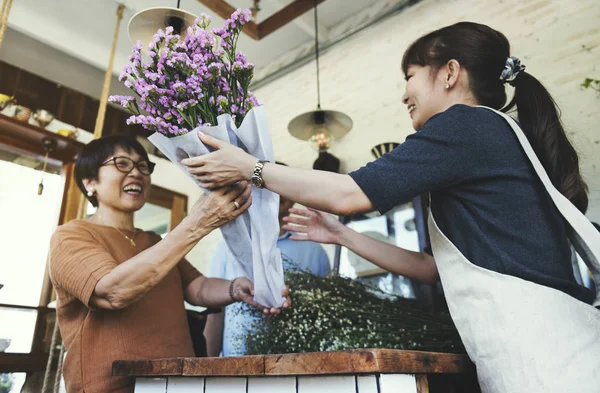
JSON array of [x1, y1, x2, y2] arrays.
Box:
[[500, 56, 526, 86]]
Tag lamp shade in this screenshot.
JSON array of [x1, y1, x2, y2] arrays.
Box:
[[128, 7, 197, 50], [288, 109, 353, 141], [371, 142, 400, 159]]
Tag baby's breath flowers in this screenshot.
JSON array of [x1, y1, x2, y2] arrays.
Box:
[[239, 260, 465, 355]]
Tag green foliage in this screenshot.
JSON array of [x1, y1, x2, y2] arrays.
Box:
[[581, 78, 600, 95]]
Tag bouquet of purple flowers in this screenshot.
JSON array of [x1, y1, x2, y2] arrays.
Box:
[[110, 9, 285, 308], [109, 9, 258, 136]]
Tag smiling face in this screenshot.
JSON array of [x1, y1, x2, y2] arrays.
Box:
[[401, 65, 450, 130], [83, 146, 152, 213]]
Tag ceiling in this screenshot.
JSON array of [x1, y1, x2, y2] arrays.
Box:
[[5, 0, 391, 83]]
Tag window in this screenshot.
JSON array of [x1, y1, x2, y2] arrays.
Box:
[[0, 147, 64, 355], [0, 151, 63, 307]]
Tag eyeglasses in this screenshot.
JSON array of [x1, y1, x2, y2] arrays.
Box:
[[101, 156, 155, 176]]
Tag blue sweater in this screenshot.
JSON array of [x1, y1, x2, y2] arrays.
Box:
[[350, 104, 594, 304]]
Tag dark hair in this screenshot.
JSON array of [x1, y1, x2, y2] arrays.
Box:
[[75, 134, 151, 207], [401, 22, 588, 212]]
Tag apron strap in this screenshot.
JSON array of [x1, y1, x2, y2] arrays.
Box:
[[479, 106, 600, 307]]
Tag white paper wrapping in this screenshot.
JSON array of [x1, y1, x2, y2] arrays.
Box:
[[148, 106, 285, 308]]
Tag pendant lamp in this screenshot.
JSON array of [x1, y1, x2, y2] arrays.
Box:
[[287, 0, 352, 152], [128, 0, 197, 51]]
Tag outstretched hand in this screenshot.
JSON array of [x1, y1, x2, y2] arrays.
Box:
[[232, 277, 292, 315], [282, 208, 345, 245], [181, 131, 257, 189]]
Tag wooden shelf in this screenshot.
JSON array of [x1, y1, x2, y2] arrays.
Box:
[[0, 353, 50, 373], [0, 114, 85, 163]]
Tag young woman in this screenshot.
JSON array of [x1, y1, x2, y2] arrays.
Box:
[[49, 135, 289, 393], [181, 22, 600, 392]]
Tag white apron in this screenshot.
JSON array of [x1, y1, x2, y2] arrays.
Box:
[[428, 107, 600, 393]]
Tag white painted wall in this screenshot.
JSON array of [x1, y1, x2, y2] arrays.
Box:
[[256, 0, 600, 223]]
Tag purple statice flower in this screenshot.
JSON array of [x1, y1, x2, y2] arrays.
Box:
[[158, 96, 171, 108], [109, 95, 141, 115], [235, 52, 247, 64], [212, 27, 225, 36], [195, 13, 212, 29], [175, 99, 199, 112], [119, 71, 129, 82], [216, 95, 228, 107], [117, 8, 259, 136], [230, 8, 252, 26], [246, 94, 260, 108], [172, 81, 187, 94], [128, 40, 143, 69], [176, 101, 189, 111], [219, 77, 231, 92], [108, 95, 135, 107], [144, 70, 161, 82], [126, 114, 156, 126], [215, 95, 228, 113], [207, 62, 224, 78]]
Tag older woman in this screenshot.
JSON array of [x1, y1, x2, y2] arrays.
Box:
[[49, 135, 289, 393]]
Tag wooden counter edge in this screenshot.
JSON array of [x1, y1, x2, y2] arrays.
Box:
[[112, 358, 185, 377], [264, 349, 473, 375], [113, 349, 473, 377]]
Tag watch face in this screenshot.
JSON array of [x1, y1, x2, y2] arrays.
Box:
[[251, 176, 263, 187]]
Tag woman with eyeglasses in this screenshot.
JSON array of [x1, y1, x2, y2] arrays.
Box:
[[48, 135, 290, 393]]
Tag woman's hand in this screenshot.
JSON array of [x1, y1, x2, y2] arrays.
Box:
[[187, 181, 252, 234], [282, 208, 345, 245], [181, 132, 257, 189], [232, 277, 292, 315]]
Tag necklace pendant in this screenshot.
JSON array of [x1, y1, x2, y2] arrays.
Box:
[[129, 239, 136, 247]]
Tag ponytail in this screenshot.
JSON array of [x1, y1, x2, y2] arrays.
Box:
[[403, 22, 589, 212], [502, 72, 589, 213]]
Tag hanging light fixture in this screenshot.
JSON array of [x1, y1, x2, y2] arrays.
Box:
[[128, 0, 197, 51], [287, 0, 352, 152], [250, 0, 261, 20]]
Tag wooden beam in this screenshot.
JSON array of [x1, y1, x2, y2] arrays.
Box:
[[195, 0, 259, 40], [258, 0, 327, 40], [58, 162, 84, 225], [170, 194, 188, 231], [0, 353, 49, 373]]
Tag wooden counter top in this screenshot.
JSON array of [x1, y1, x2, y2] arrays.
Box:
[[113, 349, 473, 377]]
